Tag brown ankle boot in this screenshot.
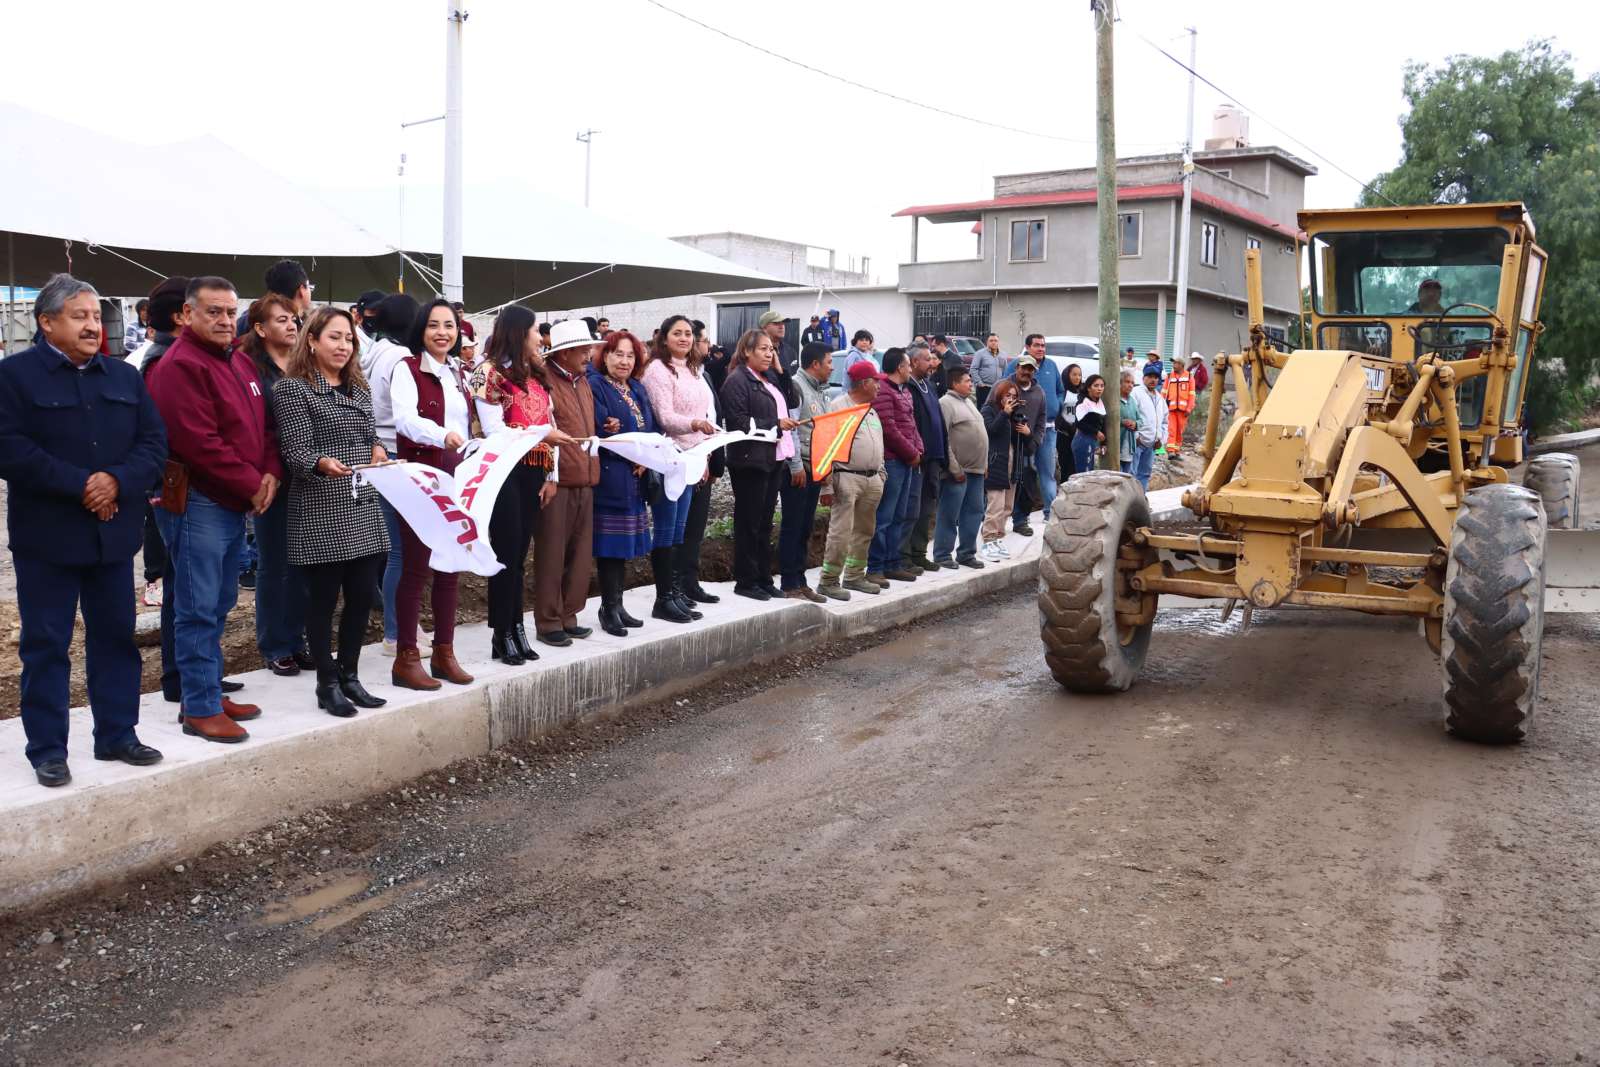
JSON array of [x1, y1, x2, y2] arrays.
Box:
[[392, 647, 442, 691], [181, 712, 250, 744], [429, 643, 474, 685]]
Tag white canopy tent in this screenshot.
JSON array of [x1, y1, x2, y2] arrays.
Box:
[[0, 103, 787, 310]]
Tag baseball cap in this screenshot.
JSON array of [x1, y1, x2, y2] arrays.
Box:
[[1015, 355, 1039, 369], [847, 361, 884, 382], [758, 310, 784, 328], [354, 289, 387, 312]]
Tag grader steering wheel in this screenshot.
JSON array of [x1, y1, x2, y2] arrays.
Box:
[[1412, 303, 1503, 357]]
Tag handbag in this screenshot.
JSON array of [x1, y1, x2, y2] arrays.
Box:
[[639, 468, 666, 507], [158, 460, 189, 515]]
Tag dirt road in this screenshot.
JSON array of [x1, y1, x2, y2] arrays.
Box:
[[3, 582, 1598, 1066]]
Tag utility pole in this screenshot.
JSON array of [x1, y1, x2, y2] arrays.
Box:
[[1094, 0, 1120, 471], [443, 3, 467, 303], [1172, 26, 1198, 368], [576, 129, 600, 208]]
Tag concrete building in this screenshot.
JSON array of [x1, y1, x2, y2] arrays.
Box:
[[891, 141, 1315, 360], [554, 232, 866, 343]]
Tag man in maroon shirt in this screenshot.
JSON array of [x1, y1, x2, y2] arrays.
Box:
[[147, 277, 282, 743]]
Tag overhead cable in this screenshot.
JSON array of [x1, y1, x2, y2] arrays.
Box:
[[642, 0, 1172, 149]]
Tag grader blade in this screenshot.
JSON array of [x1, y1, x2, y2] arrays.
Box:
[[1545, 529, 1600, 613]]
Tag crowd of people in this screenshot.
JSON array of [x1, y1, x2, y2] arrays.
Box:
[[0, 263, 1209, 788]]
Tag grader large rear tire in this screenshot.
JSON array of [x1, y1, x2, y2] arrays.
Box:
[[1038, 472, 1152, 693], [1441, 483, 1547, 744], [1523, 451, 1580, 529]]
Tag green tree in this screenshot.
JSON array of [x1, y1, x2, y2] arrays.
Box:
[[1363, 40, 1600, 430]]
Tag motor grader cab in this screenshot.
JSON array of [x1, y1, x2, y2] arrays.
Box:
[[1039, 201, 1585, 743]]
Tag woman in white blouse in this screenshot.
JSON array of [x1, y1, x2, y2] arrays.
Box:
[[388, 299, 479, 691]]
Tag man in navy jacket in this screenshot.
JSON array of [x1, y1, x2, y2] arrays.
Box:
[[0, 274, 167, 786]]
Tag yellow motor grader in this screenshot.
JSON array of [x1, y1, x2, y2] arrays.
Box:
[[1039, 201, 1588, 742]]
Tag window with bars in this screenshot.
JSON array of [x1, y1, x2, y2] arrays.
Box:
[[1010, 219, 1046, 262], [1247, 235, 1261, 251], [913, 299, 991, 339], [1201, 221, 1219, 267]]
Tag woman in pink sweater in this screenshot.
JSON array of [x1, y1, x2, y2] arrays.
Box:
[[641, 315, 719, 607]]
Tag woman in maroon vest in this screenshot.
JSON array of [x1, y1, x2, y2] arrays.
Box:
[[388, 299, 478, 690]]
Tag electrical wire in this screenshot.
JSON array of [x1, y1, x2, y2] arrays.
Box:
[[472, 263, 618, 318], [1122, 21, 1398, 206], [641, 0, 1173, 149]]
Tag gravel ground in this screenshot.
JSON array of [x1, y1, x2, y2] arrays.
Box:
[[4, 582, 1600, 1065]]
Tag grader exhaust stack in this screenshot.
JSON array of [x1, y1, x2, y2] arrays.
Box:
[[1039, 201, 1586, 743]]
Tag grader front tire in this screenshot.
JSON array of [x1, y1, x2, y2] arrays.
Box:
[[1441, 483, 1548, 744], [1038, 472, 1153, 693], [1523, 452, 1580, 529]]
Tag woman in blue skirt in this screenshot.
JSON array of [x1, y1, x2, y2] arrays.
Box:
[[588, 331, 669, 636]]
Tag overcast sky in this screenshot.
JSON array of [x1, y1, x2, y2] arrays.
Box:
[[6, 0, 1598, 289]]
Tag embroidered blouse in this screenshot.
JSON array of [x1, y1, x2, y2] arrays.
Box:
[[470, 361, 555, 469]]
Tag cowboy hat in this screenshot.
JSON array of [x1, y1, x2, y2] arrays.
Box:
[[545, 318, 599, 355]]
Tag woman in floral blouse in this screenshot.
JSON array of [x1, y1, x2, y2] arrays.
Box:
[[470, 306, 577, 665]]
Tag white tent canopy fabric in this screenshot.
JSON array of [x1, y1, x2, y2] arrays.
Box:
[[0, 102, 786, 306]]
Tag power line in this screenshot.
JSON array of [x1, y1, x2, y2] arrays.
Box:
[[642, 0, 1173, 149], [1123, 21, 1398, 206]]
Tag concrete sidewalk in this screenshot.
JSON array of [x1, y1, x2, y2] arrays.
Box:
[[1, 513, 1058, 913]]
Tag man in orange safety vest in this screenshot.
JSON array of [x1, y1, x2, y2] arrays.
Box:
[[1163, 361, 1196, 455]]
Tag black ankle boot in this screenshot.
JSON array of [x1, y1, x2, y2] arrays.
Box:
[[618, 602, 644, 627], [650, 548, 694, 622], [338, 668, 387, 708], [491, 628, 525, 666], [512, 623, 539, 661], [599, 600, 628, 637], [670, 577, 703, 620], [316, 681, 358, 718]]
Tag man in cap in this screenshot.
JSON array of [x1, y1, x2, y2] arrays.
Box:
[[999, 350, 1046, 536], [0, 274, 167, 785], [1003, 334, 1061, 533], [351, 289, 387, 345], [818, 360, 886, 599], [801, 314, 825, 347], [1131, 365, 1169, 489], [1162, 354, 1196, 455], [1408, 278, 1446, 315]]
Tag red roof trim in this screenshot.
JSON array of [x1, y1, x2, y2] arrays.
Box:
[[893, 183, 1302, 240]]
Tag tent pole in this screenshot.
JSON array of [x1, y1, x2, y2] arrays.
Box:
[[443, 2, 466, 303], [6, 231, 14, 356]]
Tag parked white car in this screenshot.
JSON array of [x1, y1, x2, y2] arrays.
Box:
[[1041, 335, 1102, 382]]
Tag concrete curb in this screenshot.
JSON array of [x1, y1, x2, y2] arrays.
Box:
[[0, 522, 1047, 913], [1530, 428, 1600, 455]]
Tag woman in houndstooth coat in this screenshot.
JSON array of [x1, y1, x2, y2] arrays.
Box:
[[271, 307, 390, 719]]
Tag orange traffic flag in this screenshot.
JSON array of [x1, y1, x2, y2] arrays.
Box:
[[809, 403, 871, 481]]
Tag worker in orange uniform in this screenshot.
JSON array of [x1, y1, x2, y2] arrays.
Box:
[[1163, 360, 1196, 455]]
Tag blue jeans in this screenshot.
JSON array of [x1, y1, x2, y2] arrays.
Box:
[[15, 555, 141, 766], [651, 484, 694, 549], [253, 488, 308, 660], [1071, 432, 1099, 479], [379, 497, 404, 642], [933, 475, 986, 563], [1133, 445, 1155, 488], [1014, 424, 1058, 523], [868, 458, 916, 574], [778, 474, 824, 589], [154, 490, 245, 719]]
